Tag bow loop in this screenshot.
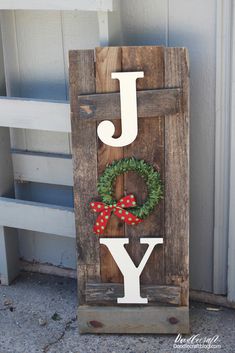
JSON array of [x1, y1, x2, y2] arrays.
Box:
[[116, 195, 137, 208], [90, 195, 142, 235]]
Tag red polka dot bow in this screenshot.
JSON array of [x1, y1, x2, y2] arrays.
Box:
[[90, 195, 143, 235]]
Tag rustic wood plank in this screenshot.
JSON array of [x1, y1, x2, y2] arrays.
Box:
[[78, 88, 181, 120], [122, 46, 165, 284], [69, 50, 100, 305], [85, 283, 181, 305], [96, 47, 124, 283], [164, 48, 190, 306], [70, 46, 189, 333], [78, 305, 189, 334]]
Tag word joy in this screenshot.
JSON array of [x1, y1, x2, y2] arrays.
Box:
[[97, 71, 144, 147], [100, 237, 163, 304]]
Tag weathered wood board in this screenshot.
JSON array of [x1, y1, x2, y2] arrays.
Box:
[[85, 283, 181, 305], [78, 88, 181, 120], [78, 306, 189, 334], [69, 46, 189, 334]]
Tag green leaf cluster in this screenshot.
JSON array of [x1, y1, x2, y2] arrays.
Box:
[[97, 157, 163, 219]]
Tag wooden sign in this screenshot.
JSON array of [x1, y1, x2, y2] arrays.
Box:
[[69, 46, 189, 334]]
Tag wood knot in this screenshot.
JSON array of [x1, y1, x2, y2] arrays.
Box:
[[106, 287, 115, 294], [80, 104, 93, 115], [88, 320, 103, 328], [168, 316, 179, 325]]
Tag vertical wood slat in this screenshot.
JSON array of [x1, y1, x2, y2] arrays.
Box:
[[69, 50, 100, 304], [96, 47, 124, 283], [122, 46, 165, 284], [95, 47, 167, 285], [164, 48, 189, 305]]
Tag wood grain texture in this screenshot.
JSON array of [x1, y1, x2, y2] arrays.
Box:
[[85, 283, 181, 305], [78, 88, 181, 120], [70, 46, 189, 331], [95, 47, 124, 283], [122, 46, 165, 284], [164, 48, 189, 306], [69, 50, 100, 304], [78, 305, 189, 334]]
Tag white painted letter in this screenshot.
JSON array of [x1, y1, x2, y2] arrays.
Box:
[[99, 237, 163, 304], [97, 71, 144, 147]]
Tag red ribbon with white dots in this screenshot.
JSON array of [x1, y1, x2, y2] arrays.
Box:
[[90, 195, 143, 235]]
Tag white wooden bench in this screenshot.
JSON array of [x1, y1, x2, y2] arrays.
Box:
[[0, 0, 116, 284]]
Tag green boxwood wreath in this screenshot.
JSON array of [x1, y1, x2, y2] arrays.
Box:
[[97, 157, 163, 219]]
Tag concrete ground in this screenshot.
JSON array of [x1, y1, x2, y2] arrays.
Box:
[[0, 272, 234, 353]]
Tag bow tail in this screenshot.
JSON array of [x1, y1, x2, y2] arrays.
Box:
[[113, 208, 143, 225], [93, 209, 111, 235]]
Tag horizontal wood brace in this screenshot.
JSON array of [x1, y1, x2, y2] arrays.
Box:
[[78, 305, 189, 333], [0, 197, 75, 237], [78, 88, 181, 120], [12, 150, 73, 186], [86, 282, 181, 305]]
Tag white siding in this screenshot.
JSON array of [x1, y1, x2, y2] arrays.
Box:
[[228, 1, 235, 302], [0, 0, 114, 11], [120, 0, 216, 292], [168, 0, 216, 292]]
